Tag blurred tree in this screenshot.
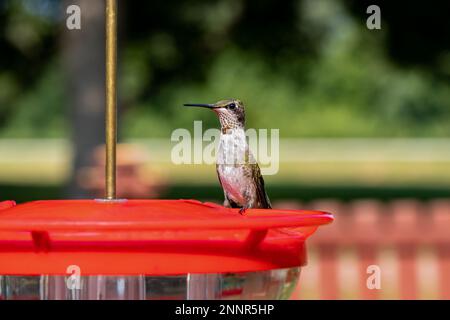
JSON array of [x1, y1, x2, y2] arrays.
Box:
[[344, 0, 450, 78], [0, 0, 58, 128], [0, 0, 449, 140], [63, 0, 105, 198]]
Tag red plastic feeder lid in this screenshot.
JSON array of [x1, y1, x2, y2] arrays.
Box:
[[0, 199, 333, 275]]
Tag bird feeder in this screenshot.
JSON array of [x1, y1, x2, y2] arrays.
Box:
[[0, 0, 333, 300]]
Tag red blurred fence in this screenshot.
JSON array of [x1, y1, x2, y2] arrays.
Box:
[[275, 199, 450, 300]]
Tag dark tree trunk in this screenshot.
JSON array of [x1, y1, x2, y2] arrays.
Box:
[[63, 0, 106, 199]]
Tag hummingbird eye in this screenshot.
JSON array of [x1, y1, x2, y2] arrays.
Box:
[[228, 103, 236, 110]]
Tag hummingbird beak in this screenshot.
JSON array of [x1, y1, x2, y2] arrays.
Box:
[[183, 103, 217, 109]]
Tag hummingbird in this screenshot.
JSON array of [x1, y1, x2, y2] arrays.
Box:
[[184, 99, 271, 213]]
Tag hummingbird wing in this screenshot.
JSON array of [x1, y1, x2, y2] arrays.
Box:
[[243, 147, 272, 209], [250, 163, 272, 209]]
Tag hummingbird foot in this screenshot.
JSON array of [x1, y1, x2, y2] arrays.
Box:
[[239, 206, 248, 215]]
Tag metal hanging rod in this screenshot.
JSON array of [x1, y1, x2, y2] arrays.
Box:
[[105, 0, 117, 200]]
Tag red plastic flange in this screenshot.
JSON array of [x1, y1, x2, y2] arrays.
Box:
[[0, 199, 333, 275]]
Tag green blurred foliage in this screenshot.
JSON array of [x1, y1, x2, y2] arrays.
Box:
[[0, 0, 59, 133], [0, 0, 449, 138]]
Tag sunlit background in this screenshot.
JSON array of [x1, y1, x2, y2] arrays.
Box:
[[0, 0, 449, 299]]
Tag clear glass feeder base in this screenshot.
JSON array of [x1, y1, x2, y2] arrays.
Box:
[[0, 267, 300, 300]]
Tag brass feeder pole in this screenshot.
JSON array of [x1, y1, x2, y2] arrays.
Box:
[[105, 0, 118, 200]]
